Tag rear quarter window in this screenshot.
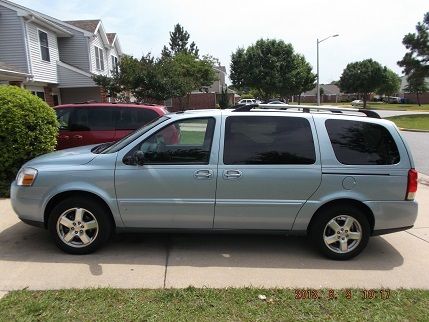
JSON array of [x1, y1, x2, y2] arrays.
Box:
[[325, 119, 400, 165]]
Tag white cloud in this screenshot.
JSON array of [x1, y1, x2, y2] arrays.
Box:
[[14, 0, 429, 83]]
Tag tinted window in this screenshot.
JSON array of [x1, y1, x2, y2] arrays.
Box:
[[69, 107, 115, 131], [56, 108, 72, 130], [124, 118, 215, 165], [116, 108, 159, 130], [325, 119, 400, 165], [223, 116, 316, 165], [101, 116, 168, 154]]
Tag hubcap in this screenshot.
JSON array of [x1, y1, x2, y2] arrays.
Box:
[[323, 215, 362, 254], [56, 208, 99, 248]]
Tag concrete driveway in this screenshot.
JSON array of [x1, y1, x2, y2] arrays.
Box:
[[0, 179, 428, 291]]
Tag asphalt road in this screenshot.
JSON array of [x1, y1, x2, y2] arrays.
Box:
[[401, 131, 429, 175], [0, 180, 428, 291], [374, 110, 429, 175]]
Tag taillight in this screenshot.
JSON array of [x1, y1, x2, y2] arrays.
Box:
[[406, 168, 418, 200]]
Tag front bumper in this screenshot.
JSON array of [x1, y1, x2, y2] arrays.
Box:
[[10, 181, 45, 226]]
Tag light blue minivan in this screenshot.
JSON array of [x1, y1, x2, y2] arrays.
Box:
[[11, 105, 419, 259]]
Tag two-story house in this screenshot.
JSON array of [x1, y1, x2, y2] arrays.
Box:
[[0, 0, 122, 106]]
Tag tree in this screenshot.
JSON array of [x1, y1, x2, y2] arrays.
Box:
[[293, 54, 316, 104], [405, 72, 428, 106], [95, 25, 216, 108], [339, 59, 384, 108], [161, 23, 199, 58], [160, 52, 216, 110], [230, 39, 314, 101], [397, 12, 429, 104], [398, 12, 429, 78], [376, 67, 401, 99], [218, 85, 229, 109]]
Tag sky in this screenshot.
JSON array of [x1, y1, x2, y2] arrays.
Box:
[[14, 0, 429, 84]]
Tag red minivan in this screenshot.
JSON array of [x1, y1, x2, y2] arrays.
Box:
[[54, 103, 169, 150]]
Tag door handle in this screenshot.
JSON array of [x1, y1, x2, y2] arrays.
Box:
[[194, 169, 213, 179], [224, 170, 242, 179], [59, 135, 69, 140], [73, 135, 83, 139]]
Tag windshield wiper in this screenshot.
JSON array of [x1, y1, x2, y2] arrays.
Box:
[[92, 142, 114, 154]]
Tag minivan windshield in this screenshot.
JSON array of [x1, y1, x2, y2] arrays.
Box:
[[98, 116, 169, 154]]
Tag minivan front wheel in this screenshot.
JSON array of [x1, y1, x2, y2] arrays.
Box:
[[310, 205, 370, 260], [48, 197, 112, 254]]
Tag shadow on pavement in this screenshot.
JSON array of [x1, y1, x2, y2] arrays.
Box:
[[0, 222, 404, 274]]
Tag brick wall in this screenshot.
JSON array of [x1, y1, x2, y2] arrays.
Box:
[[99, 87, 108, 103], [43, 86, 54, 107], [404, 92, 429, 104], [171, 93, 217, 111]]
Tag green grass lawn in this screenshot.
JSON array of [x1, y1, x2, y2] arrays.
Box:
[[302, 102, 429, 111], [386, 114, 429, 130], [1, 288, 428, 321]]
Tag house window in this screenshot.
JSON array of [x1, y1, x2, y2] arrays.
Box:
[[31, 91, 45, 101], [111, 55, 118, 73], [95, 46, 104, 71], [38, 30, 50, 62]]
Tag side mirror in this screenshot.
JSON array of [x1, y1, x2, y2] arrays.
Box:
[[134, 150, 145, 166]]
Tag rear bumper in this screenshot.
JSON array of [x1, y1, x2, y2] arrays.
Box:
[[372, 225, 413, 236], [365, 200, 418, 232]]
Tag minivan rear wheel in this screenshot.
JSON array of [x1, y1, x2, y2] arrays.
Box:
[[48, 197, 112, 254], [310, 205, 370, 260]]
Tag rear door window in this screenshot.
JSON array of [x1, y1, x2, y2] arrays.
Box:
[[69, 107, 115, 131], [116, 108, 159, 130], [223, 116, 316, 165], [325, 119, 400, 165]]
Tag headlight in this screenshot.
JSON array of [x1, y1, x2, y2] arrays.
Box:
[[16, 168, 38, 186]]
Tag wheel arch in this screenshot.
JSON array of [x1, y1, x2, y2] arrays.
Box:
[[43, 190, 116, 230], [306, 198, 375, 235]]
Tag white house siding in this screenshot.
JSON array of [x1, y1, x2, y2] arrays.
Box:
[[57, 27, 90, 72], [0, 5, 28, 73], [26, 21, 59, 83], [57, 63, 96, 88], [107, 45, 119, 76], [90, 30, 108, 75]]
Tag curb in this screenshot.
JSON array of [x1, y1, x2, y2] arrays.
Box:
[[399, 127, 429, 133], [419, 173, 429, 186]]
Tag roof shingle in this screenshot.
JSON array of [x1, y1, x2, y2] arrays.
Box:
[[106, 33, 116, 45], [64, 19, 100, 33]]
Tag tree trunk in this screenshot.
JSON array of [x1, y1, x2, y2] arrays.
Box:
[[363, 92, 368, 108], [186, 93, 191, 110], [179, 97, 184, 111], [417, 92, 421, 106], [298, 94, 301, 105]]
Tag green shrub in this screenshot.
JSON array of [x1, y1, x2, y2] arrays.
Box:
[[239, 93, 254, 99], [0, 86, 58, 197]]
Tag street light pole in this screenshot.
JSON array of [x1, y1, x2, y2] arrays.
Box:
[[316, 34, 339, 106], [317, 38, 320, 106]]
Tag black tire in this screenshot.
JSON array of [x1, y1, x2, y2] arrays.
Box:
[[309, 204, 370, 260], [48, 197, 113, 254]]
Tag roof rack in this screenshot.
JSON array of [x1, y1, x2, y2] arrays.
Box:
[[231, 103, 380, 119], [75, 100, 98, 104]]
